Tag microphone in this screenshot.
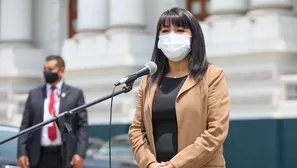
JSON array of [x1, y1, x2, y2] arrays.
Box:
[[115, 61, 158, 86]]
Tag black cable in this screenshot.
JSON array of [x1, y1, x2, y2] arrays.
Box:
[[109, 85, 117, 168]]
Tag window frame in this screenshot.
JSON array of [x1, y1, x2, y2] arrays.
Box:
[[68, 0, 77, 37], [187, 0, 209, 21]]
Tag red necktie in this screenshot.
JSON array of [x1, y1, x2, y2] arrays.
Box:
[[48, 86, 57, 141]]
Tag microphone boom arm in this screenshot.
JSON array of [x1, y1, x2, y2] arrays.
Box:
[[115, 73, 138, 86]]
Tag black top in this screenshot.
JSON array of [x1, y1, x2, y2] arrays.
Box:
[[152, 76, 187, 162]]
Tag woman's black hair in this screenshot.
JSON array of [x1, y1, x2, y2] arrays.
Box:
[[149, 7, 208, 85]]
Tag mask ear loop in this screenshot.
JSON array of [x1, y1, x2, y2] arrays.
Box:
[[189, 36, 193, 49]]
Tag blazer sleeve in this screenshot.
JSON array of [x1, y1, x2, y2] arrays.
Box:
[[75, 89, 89, 158], [129, 77, 157, 168], [169, 69, 230, 168], [17, 92, 32, 158]]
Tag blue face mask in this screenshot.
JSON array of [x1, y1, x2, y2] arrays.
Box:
[[158, 33, 191, 62]]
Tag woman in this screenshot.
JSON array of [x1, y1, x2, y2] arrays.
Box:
[[129, 7, 230, 168]]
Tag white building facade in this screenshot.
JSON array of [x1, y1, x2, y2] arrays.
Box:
[[1, 0, 297, 126]]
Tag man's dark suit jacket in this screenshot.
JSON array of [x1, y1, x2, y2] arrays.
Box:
[[17, 83, 88, 167]]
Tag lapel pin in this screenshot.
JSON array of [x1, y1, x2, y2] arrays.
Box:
[[61, 92, 66, 98]]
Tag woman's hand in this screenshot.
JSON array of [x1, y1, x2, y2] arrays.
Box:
[[149, 162, 160, 168], [159, 161, 174, 168]]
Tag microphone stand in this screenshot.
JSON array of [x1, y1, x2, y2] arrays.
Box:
[[0, 81, 135, 168]]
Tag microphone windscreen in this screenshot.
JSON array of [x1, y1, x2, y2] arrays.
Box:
[[145, 61, 158, 75]]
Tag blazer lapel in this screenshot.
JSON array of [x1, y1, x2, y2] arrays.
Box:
[[59, 83, 70, 114], [36, 85, 47, 123], [145, 76, 197, 125], [146, 82, 157, 120], [143, 81, 157, 154], [146, 76, 197, 117], [177, 75, 197, 100]]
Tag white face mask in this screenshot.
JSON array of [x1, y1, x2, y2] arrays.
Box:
[[158, 33, 191, 62]]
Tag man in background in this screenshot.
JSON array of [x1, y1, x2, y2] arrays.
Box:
[[17, 55, 88, 168]]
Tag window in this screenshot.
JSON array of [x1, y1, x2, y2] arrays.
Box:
[[187, 0, 209, 21], [68, 0, 77, 37], [286, 84, 297, 100]]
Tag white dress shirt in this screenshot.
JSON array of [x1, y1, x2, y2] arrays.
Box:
[[41, 80, 63, 146]]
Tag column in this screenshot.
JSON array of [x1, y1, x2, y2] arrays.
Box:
[[248, 0, 293, 16], [0, 0, 32, 41], [203, 0, 250, 57], [77, 0, 108, 33], [108, 0, 145, 33], [206, 0, 249, 20], [62, 0, 110, 67], [0, 0, 44, 124], [246, 0, 296, 53]]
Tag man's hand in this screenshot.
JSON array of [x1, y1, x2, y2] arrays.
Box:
[[70, 154, 84, 168], [17, 156, 29, 168]]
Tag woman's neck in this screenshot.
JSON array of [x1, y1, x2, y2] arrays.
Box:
[[167, 59, 189, 78]]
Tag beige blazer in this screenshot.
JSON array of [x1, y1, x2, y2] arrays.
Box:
[[129, 64, 230, 168]]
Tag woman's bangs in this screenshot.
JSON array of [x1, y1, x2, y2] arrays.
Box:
[[158, 11, 190, 29]]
